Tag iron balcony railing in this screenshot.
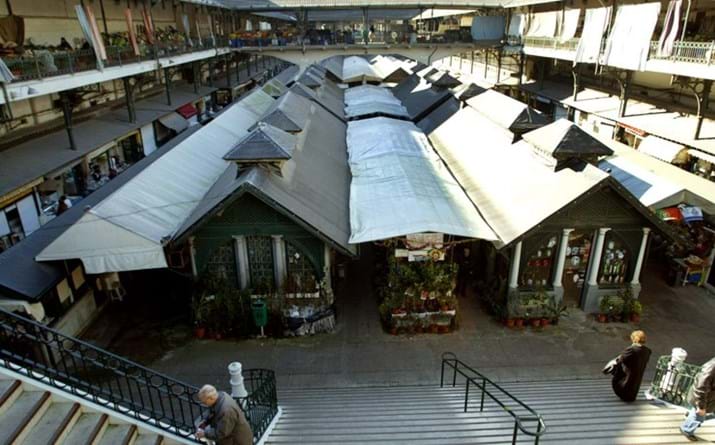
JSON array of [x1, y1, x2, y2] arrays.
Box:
[[441, 352, 546, 445], [646, 355, 702, 407], [522, 36, 580, 52], [4, 37, 230, 83], [649, 40, 715, 65], [0, 307, 277, 442]]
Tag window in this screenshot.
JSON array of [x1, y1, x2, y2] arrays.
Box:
[[246, 236, 274, 292], [520, 235, 558, 288], [598, 233, 629, 286], [285, 242, 318, 293], [205, 241, 238, 286]]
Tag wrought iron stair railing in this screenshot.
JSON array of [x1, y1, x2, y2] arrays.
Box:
[[0, 308, 277, 443], [441, 352, 546, 445]]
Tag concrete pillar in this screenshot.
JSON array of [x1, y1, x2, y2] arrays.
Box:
[[617, 70, 632, 118], [508, 241, 522, 290], [552, 229, 574, 302], [234, 235, 250, 289], [630, 228, 651, 286], [587, 228, 611, 286], [272, 235, 287, 289], [496, 48, 502, 83], [122, 77, 136, 123]]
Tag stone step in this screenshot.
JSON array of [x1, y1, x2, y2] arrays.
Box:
[[267, 379, 715, 444], [97, 423, 136, 445], [0, 389, 51, 444], [133, 433, 164, 445], [23, 401, 80, 445], [61, 412, 108, 445]]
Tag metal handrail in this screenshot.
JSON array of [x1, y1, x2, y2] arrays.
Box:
[[0, 308, 277, 441], [4, 37, 230, 83], [440, 352, 546, 445]]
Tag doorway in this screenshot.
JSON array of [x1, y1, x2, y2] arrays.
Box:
[[561, 230, 594, 308]]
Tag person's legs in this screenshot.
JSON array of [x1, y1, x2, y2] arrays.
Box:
[[680, 408, 704, 438]]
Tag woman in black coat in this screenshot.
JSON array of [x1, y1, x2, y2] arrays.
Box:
[[608, 330, 652, 402]]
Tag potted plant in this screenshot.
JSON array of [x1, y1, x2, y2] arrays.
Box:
[[545, 300, 568, 325], [598, 296, 612, 323], [609, 297, 625, 322], [628, 300, 643, 323]]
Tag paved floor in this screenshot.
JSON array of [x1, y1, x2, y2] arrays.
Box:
[[83, 251, 715, 391]]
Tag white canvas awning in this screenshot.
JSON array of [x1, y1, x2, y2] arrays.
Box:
[[344, 85, 409, 119], [638, 135, 687, 163], [342, 56, 383, 83], [346, 117, 497, 244], [602, 2, 661, 71], [37, 88, 275, 273], [158, 112, 189, 133]]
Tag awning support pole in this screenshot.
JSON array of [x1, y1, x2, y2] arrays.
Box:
[[193, 61, 199, 94], [617, 70, 632, 118], [164, 67, 172, 106], [483, 50, 489, 78], [123, 77, 136, 123], [471, 50, 475, 74], [1, 82, 13, 121], [695, 79, 713, 140], [225, 54, 231, 88], [234, 53, 240, 84], [208, 58, 214, 87], [518, 54, 525, 87], [496, 48, 503, 84], [572, 64, 582, 101], [60, 91, 77, 151]]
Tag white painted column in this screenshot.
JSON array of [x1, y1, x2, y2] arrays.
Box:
[[188, 236, 198, 278], [508, 241, 522, 289], [631, 227, 651, 286], [553, 228, 574, 288], [234, 236, 250, 290], [272, 235, 287, 289], [587, 228, 611, 286]]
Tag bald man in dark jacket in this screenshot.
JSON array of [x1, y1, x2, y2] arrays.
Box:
[[681, 357, 715, 441]]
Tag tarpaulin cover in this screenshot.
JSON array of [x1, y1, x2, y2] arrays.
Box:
[[346, 117, 497, 244], [342, 56, 383, 83], [158, 112, 189, 133], [37, 88, 275, 273], [177, 103, 198, 119], [430, 112, 608, 247], [471, 16, 505, 41], [602, 2, 661, 71], [574, 7, 611, 65], [344, 85, 408, 119], [638, 135, 687, 163]]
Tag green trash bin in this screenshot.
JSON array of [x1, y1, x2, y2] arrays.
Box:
[[251, 299, 268, 328]]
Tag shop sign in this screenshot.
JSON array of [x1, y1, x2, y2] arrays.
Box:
[[402, 233, 445, 262], [617, 122, 646, 137]]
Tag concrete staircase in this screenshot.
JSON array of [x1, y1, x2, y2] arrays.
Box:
[[268, 379, 715, 444], [0, 369, 191, 445]]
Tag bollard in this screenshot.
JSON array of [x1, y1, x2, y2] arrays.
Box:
[[229, 362, 248, 410], [660, 347, 688, 393]]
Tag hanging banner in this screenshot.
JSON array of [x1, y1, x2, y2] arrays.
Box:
[[125, 9, 140, 56], [182, 14, 193, 46], [208, 15, 216, 47], [74, 5, 104, 69], [84, 4, 107, 60], [657, 0, 682, 57], [142, 6, 155, 45]]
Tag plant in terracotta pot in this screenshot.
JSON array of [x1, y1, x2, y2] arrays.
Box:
[[598, 296, 612, 323], [628, 300, 643, 323], [545, 300, 568, 325]]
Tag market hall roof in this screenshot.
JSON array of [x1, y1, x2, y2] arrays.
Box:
[[0, 83, 216, 201], [598, 136, 715, 215], [346, 116, 498, 244], [391, 75, 454, 122], [175, 89, 356, 256], [252, 90, 310, 133], [522, 118, 614, 161], [224, 123, 296, 162], [429, 109, 610, 248], [36, 87, 278, 274], [289, 78, 346, 122], [0, 126, 200, 302], [466, 89, 550, 134], [344, 85, 409, 120]]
